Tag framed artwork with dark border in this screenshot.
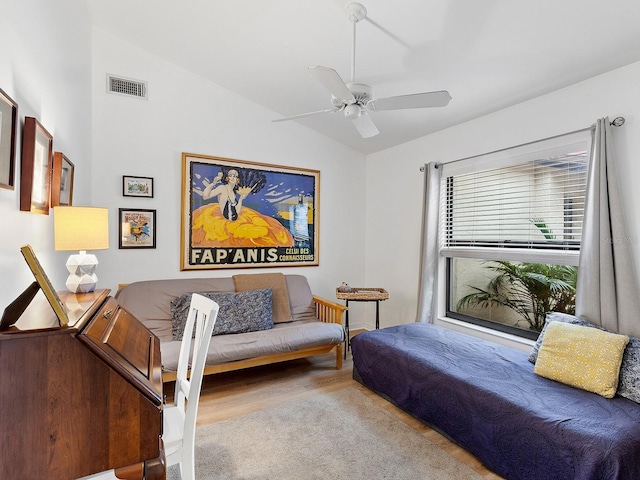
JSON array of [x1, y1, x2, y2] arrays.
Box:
[[51, 152, 75, 207], [0, 88, 18, 190], [123, 175, 154, 197], [181, 153, 320, 270], [119, 208, 156, 249], [20, 116, 53, 214]]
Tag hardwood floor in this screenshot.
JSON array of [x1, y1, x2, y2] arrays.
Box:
[[186, 344, 504, 480]]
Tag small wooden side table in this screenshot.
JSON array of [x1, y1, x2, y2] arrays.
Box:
[[336, 287, 389, 356]]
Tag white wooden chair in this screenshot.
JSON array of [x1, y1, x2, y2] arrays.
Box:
[[79, 293, 219, 480], [164, 293, 219, 479]]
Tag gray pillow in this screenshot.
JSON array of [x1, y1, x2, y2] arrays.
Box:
[[530, 311, 640, 403], [170, 288, 274, 340]]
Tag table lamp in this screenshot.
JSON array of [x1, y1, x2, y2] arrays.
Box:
[[53, 206, 109, 293]]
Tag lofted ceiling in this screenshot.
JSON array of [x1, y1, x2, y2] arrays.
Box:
[[86, 0, 640, 154]]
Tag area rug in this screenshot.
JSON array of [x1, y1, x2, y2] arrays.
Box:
[[167, 387, 483, 479]]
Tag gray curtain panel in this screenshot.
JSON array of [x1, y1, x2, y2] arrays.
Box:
[[416, 162, 441, 323], [576, 117, 640, 337]]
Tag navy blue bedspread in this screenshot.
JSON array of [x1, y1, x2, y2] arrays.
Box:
[[351, 323, 640, 480]]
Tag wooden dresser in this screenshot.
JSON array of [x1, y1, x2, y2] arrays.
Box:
[[0, 289, 164, 480]]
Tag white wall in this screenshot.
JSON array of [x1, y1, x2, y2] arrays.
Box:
[[365, 60, 640, 346], [91, 28, 369, 317], [0, 0, 93, 310]]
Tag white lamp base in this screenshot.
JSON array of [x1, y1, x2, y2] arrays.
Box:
[[65, 251, 99, 293]]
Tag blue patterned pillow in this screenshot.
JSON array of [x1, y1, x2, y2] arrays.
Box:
[[530, 311, 640, 403], [618, 336, 640, 403], [171, 288, 274, 340]]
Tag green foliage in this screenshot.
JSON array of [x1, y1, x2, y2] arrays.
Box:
[[456, 261, 577, 332], [456, 220, 577, 332], [530, 218, 555, 240]]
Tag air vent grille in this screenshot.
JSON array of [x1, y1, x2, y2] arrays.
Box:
[[107, 75, 147, 99]]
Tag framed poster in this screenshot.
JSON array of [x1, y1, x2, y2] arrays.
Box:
[[51, 152, 75, 206], [119, 208, 156, 249], [123, 175, 153, 197], [20, 117, 53, 214], [181, 153, 320, 270], [0, 88, 18, 190]]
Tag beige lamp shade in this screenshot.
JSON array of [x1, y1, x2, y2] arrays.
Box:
[[54, 206, 109, 251]]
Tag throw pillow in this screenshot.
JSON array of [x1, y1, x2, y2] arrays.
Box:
[[617, 336, 640, 403], [534, 321, 629, 398], [170, 289, 274, 340], [528, 312, 594, 363], [530, 312, 640, 403], [233, 273, 293, 323]]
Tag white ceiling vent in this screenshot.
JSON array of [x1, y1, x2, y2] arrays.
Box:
[[107, 74, 147, 99]]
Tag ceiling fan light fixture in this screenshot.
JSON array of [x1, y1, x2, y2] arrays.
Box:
[[344, 103, 362, 119]]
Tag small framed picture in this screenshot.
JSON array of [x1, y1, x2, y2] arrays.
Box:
[[20, 116, 53, 214], [119, 208, 156, 249], [51, 152, 75, 206], [0, 87, 18, 190], [123, 175, 153, 197]]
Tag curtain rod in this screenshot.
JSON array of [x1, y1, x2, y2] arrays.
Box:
[[424, 116, 626, 171]]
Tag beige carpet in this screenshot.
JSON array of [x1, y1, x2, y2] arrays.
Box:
[[167, 387, 483, 480]]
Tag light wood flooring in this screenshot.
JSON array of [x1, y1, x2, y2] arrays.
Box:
[[183, 339, 504, 480]]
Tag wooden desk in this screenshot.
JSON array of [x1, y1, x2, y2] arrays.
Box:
[[0, 289, 164, 480]]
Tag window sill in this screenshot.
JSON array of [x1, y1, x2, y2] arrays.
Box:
[[434, 316, 536, 353]]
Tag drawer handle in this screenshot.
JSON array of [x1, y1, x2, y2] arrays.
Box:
[[103, 309, 114, 318]]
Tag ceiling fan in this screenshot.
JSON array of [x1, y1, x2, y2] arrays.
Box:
[[273, 2, 452, 138]]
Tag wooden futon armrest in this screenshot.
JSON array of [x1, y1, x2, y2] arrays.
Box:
[[313, 295, 347, 325]]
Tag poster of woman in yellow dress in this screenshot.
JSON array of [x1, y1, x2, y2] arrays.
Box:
[[181, 153, 319, 270]]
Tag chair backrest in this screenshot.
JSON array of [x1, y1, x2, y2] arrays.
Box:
[[172, 293, 219, 426], [79, 296, 218, 480]]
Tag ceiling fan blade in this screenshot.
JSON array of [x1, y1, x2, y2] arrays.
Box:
[[272, 108, 339, 123], [309, 66, 355, 103], [369, 90, 452, 111], [351, 112, 379, 138]]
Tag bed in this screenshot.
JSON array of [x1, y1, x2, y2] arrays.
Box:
[[351, 323, 640, 480]]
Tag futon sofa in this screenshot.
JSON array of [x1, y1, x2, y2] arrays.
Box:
[[115, 273, 346, 382], [351, 320, 640, 480]]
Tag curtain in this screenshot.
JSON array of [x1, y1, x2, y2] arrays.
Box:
[[575, 117, 640, 337], [416, 163, 441, 323]]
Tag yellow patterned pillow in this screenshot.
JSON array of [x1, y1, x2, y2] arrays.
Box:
[[534, 321, 629, 398]]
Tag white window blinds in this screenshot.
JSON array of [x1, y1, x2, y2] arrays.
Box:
[[439, 131, 591, 265]]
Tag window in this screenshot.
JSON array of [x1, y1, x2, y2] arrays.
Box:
[[439, 131, 591, 339]]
